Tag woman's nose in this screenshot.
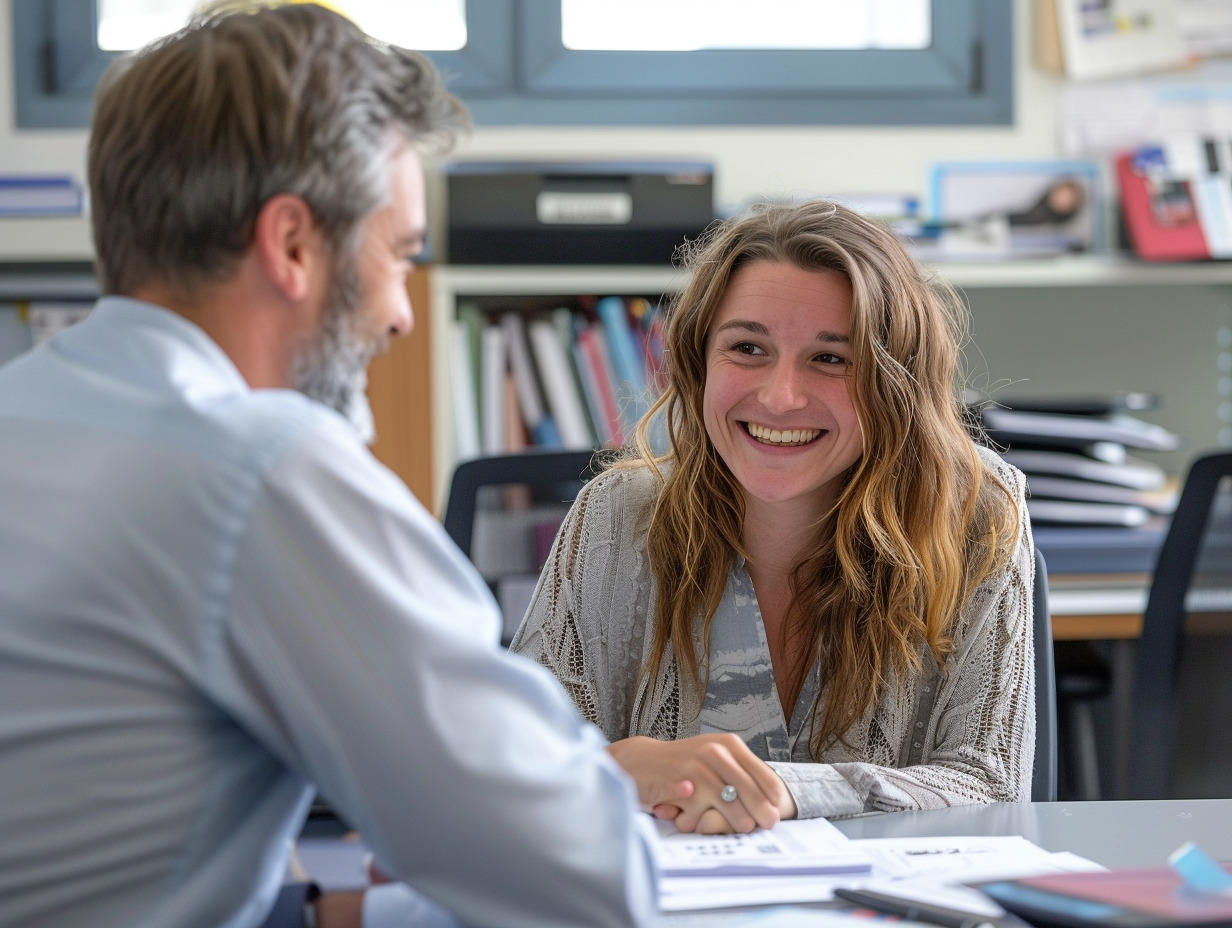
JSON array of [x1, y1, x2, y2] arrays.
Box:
[[760, 362, 808, 412]]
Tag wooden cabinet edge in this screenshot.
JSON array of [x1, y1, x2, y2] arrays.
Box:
[[367, 267, 434, 511]]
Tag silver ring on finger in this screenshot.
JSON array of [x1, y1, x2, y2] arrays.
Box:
[[720, 784, 738, 803]]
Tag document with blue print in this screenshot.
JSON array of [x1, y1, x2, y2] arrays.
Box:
[[651, 817, 871, 878], [653, 824, 1102, 914]]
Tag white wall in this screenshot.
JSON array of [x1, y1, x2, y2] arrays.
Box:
[[0, 0, 1066, 261], [0, 0, 94, 258]]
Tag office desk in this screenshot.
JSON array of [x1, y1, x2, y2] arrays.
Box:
[[297, 801, 1232, 925], [834, 799, 1232, 868]]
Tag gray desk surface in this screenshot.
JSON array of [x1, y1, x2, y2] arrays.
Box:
[[296, 800, 1232, 899], [833, 799, 1232, 869]]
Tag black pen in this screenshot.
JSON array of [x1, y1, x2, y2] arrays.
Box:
[[834, 887, 998, 928]]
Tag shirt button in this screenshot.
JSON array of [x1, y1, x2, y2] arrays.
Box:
[[916, 721, 924, 728], [913, 741, 922, 748], [923, 686, 931, 693]]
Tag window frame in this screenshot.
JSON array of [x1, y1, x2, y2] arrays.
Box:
[[13, 0, 1012, 128]]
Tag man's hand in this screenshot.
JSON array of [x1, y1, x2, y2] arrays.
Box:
[[607, 734, 796, 834], [313, 890, 364, 928]]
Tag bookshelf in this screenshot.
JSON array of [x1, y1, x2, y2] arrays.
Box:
[[428, 264, 686, 509], [425, 257, 1232, 509]]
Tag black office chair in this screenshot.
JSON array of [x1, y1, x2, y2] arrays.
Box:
[[1129, 450, 1232, 799], [442, 448, 603, 642], [1032, 547, 1058, 803], [258, 884, 318, 928], [1053, 639, 1110, 801]]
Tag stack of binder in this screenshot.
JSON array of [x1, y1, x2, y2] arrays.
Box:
[[974, 393, 1180, 572], [451, 296, 664, 460]]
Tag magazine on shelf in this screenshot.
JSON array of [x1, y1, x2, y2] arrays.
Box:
[[448, 320, 481, 460], [1026, 498, 1151, 528], [993, 392, 1160, 417], [1026, 475, 1177, 514], [981, 407, 1181, 452], [1002, 449, 1167, 491], [479, 325, 507, 455], [573, 322, 621, 446], [528, 318, 594, 449], [551, 307, 601, 443], [997, 439, 1131, 465], [597, 296, 649, 434], [501, 313, 561, 448]]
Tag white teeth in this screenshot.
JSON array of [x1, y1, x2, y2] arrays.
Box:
[[746, 423, 822, 446]]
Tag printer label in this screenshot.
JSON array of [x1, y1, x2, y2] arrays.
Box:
[[536, 192, 633, 225]]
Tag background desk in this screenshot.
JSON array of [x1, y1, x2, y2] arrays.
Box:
[[1050, 576, 1232, 797]]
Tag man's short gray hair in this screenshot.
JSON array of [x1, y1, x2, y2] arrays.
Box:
[[89, 2, 469, 296]]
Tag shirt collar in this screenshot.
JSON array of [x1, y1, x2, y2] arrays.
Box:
[[89, 295, 252, 398]]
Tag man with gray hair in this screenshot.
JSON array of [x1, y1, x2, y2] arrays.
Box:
[[0, 5, 659, 927]]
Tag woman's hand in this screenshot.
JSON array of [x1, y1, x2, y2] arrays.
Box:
[[607, 734, 797, 834]]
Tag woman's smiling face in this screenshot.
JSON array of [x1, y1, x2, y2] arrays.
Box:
[[702, 260, 864, 523]]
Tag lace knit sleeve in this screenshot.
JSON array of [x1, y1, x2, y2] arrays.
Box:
[[771, 451, 1036, 818], [508, 468, 657, 745], [508, 479, 604, 729]]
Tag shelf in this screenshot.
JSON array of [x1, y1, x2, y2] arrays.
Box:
[[930, 254, 1232, 289], [431, 256, 1232, 301], [421, 257, 1232, 506], [0, 261, 98, 301], [431, 264, 686, 298]]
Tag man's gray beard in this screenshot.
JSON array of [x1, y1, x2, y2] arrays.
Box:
[[291, 261, 383, 444]]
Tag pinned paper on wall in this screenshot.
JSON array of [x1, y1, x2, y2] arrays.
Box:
[[25, 304, 92, 347], [1061, 60, 1232, 157], [0, 177, 84, 217], [1044, 0, 1190, 83]]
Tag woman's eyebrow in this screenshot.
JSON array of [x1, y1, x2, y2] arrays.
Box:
[[713, 319, 849, 343], [713, 319, 769, 336]]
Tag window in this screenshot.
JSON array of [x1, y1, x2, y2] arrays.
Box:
[[13, 0, 1011, 129]]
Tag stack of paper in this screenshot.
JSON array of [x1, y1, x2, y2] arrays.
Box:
[[652, 818, 872, 912], [652, 822, 1103, 916]]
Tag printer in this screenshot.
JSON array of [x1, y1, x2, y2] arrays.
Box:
[[445, 160, 714, 265]]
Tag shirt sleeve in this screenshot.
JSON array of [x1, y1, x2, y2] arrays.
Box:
[[208, 422, 658, 928], [770, 465, 1036, 820]]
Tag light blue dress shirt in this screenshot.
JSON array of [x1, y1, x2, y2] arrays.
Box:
[[0, 298, 656, 928]]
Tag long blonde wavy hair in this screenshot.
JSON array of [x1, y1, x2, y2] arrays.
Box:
[[627, 199, 1019, 756]]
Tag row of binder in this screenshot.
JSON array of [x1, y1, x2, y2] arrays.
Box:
[[449, 296, 664, 460], [976, 392, 1180, 531]]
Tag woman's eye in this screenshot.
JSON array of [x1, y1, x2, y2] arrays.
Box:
[[816, 352, 852, 375], [730, 342, 764, 356]]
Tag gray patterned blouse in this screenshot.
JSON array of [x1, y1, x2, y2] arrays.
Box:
[[510, 445, 1035, 819]]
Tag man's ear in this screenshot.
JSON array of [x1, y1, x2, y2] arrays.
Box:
[[251, 194, 323, 303]]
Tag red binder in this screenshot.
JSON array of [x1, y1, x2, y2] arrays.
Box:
[[1115, 150, 1211, 262]]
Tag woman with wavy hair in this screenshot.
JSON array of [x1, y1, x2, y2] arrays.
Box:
[[511, 199, 1034, 834]]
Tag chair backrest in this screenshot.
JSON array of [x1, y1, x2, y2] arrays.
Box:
[[1129, 450, 1232, 799], [1032, 546, 1058, 803], [442, 449, 602, 641]]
